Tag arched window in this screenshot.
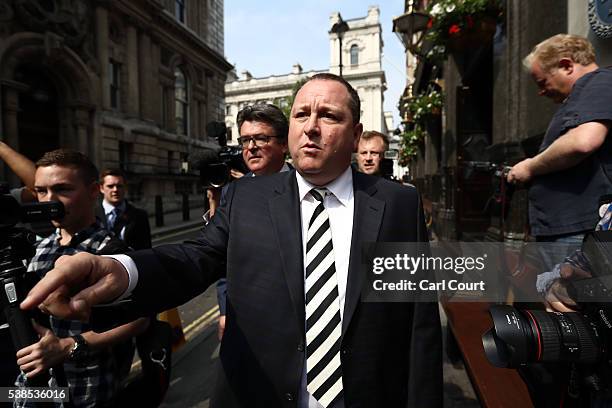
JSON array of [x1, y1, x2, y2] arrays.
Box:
[[350, 44, 359, 66], [175, 67, 189, 135]]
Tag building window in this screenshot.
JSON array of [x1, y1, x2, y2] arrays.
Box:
[[109, 60, 121, 109], [350, 44, 359, 66], [226, 126, 232, 142], [225, 105, 231, 116], [175, 67, 189, 135], [118, 141, 132, 172], [175, 0, 185, 23]]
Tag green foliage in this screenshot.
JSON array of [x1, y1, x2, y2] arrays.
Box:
[[279, 78, 309, 119], [398, 126, 426, 166], [403, 90, 443, 123]]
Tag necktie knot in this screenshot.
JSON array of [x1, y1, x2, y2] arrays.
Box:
[[108, 207, 121, 229], [310, 188, 327, 203]]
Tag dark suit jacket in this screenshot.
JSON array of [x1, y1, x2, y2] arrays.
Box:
[[129, 169, 443, 407], [97, 200, 152, 250]]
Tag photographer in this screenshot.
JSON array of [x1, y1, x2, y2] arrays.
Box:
[[210, 103, 290, 340], [14, 149, 148, 407]]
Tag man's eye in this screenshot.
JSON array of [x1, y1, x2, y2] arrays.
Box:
[[322, 112, 338, 120], [294, 111, 308, 118]]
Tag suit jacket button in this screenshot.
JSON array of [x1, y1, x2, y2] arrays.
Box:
[[341, 348, 349, 355], [297, 343, 304, 352], [285, 393, 294, 401]]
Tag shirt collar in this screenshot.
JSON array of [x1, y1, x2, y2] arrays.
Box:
[[102, 199, 126, 215], [296, 166, 353, 206]]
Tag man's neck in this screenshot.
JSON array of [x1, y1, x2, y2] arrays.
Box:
[[59, 217, 96, 246], [254, 161, 285, 176], [570, 63, 599, 89], [103, 199, 126, 210]]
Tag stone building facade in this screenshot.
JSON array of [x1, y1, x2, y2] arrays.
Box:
[[0, 0, 232, 214], [225, 6, 393, 143]]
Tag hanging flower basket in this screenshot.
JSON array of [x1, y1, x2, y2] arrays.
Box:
[[426, 0, 503, 52], [446, 16, 497, 53]]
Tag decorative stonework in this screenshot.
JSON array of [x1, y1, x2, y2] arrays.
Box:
[[13, 0, 92, 47], [588, 0, 612, 39]]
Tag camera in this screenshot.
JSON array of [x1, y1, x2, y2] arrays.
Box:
[[482, 230, 612, 391], [191, 122, 249, 188], [0, 183, 65, 388]]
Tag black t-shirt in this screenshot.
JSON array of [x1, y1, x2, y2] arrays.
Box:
[[529, 67, 612, 236]]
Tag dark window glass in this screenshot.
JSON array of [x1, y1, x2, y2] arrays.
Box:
[[109, 60, 121, 109], [350, 44, 359, 66], [175, 68, 188, 135]]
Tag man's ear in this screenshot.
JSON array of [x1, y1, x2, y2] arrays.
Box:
[[558, 57, 574, 74], [91, 182, 101, 199], [353, 123, 363, 152]]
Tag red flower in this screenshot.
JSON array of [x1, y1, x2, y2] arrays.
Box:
[[466, 15, 474, 28], [449, 24, 461, 35], [427, 18, 433, 29]]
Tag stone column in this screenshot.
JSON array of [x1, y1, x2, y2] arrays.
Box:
[[96, 5, 110, 109], [138, 31, 153, 121], [126, 25, 140, 117], [73, 106, 91, 156]]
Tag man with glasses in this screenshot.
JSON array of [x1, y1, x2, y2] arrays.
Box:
[[356, 130, 388, 176], [213, 103, 290, 340]]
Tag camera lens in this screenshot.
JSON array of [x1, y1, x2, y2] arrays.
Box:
[[482, 305, 602, 368]]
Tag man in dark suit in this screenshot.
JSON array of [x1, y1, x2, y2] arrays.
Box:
[[23, 73, 443, 408], [213, 103, 291, 340], [97, 169, 152, 250]]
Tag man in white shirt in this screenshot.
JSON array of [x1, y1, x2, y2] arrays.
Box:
[[23, 73, 442, 408]]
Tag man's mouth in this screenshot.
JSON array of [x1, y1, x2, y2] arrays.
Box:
[[301, 143, 321, 155]]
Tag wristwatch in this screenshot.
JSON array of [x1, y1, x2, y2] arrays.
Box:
[[68, 334, 89, 361]]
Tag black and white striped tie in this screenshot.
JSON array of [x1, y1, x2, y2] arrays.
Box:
[[305, 188, 343, 407]]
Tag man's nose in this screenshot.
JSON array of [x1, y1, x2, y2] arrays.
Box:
[[246, 139, 258, 149], [303, 114, 320, 137]]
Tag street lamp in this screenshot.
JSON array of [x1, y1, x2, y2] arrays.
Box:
[[330, 18, 349, 77]]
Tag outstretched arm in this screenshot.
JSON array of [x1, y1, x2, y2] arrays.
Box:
[[507, 121, 609, 183], [0, 141, 36, 189]]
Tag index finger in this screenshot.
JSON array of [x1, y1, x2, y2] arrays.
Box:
[[21, 261, 89, 310]]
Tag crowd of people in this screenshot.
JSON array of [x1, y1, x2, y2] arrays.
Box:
[[0, 32, 610, 407]]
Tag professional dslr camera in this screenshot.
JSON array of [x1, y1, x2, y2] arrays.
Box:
[[0, 183, 64, 387], [482, 231, 612, 393], [190, 121, 248, 188]]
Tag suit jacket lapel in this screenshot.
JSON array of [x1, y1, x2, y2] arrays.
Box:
[[268, 171, 306, 335], [342, 172, 385, 335]]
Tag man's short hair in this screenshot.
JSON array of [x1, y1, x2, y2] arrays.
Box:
[[36, 149, 99, 185], [100, 168, 126, 182], [237, 104, 289, 142], [297, 73, 361, 125], [523, 34, 596, 73], [360, 130, 389, 151]]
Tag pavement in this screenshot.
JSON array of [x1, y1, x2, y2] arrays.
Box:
[[150, 206, 207, 244]]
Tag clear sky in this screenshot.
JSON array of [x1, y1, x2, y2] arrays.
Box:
[[224, 0, 407, 129]]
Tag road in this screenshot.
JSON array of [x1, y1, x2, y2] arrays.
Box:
[[152, 227, 219, 408]]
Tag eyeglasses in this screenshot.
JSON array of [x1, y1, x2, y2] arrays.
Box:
[[237, 135, 278, 148]]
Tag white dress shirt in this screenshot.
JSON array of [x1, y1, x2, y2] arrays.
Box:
[[295, 167, 353, 408], [102, 199, 127, 240]]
